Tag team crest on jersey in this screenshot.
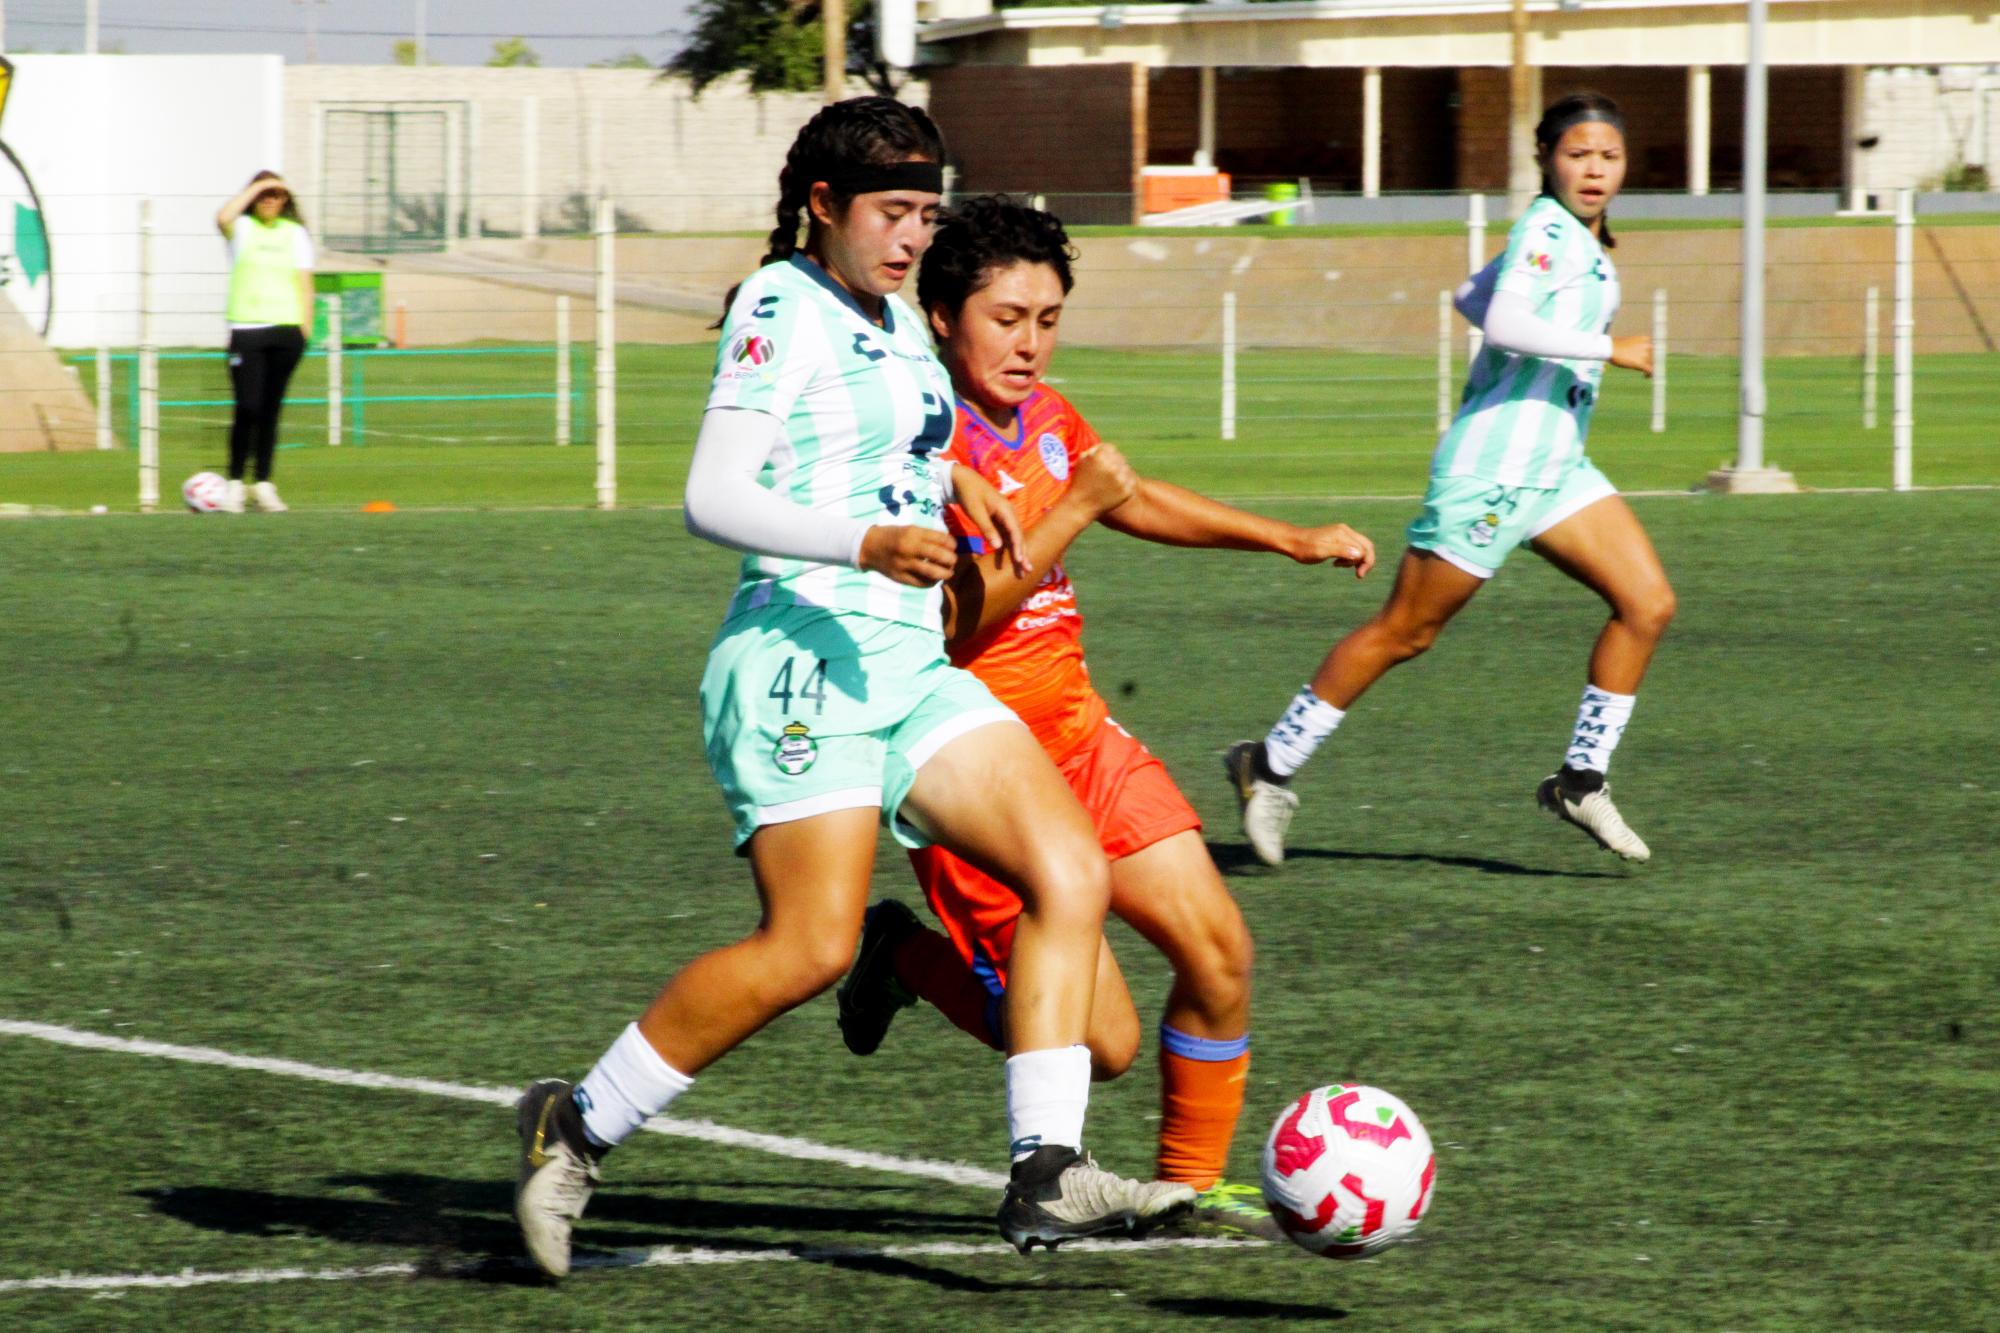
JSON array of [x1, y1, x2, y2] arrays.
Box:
[[1468, 512, 1501, 547], [731, 333, 776, 366], [1037, 433, 1069, 481], [774, 722, 817, 775]]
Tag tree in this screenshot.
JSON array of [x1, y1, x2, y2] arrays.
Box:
[[590, 51, 658, 69], [487, 36, 542, 68], [667, 0, 900, 97], [392, 39, 420, 65]]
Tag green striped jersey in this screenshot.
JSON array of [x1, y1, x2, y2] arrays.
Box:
[[1433, 196, 1620, 489], [706, 255, 957, 629]]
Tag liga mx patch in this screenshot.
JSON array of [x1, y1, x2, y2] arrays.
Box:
[[1522, 251, 1553, 273], [731, 333, 776, 366], [1037, 432, 1069, 481], [774, 721, 817, 775]]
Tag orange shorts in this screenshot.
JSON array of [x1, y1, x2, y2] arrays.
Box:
[[907, 715, 1202, 995]]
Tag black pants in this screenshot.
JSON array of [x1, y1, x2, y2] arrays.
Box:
[[227, 325, 306, 482]]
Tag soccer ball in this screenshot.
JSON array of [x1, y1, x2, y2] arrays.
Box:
[[1260, 1084, 1436, 1258], [182, 471, 229, 513]]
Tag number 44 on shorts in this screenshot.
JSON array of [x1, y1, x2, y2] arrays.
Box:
[[769, 659, 829, 775]]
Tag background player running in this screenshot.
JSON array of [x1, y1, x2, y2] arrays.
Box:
[[1228, 92, 1675, 867], [834, 195, 1374, 1235], [511, 103, 1191, 1278]]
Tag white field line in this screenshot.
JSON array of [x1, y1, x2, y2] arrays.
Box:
[[0, 1237, 1265, 1295], [0, 1019, 1005, 1190]]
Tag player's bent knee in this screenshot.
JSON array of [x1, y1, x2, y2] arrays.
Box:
[[1016, 844, 1113, 925], [1621, 583, 1677, 640], [1089, 1015, 1140, 1082]]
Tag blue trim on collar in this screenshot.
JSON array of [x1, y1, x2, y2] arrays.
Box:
[[956, 389, 1033, 452], [786, 253, 893, 333]]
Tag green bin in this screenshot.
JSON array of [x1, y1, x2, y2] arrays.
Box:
[[313, 271, 386, 348], [1263, 181, 1301, 228]]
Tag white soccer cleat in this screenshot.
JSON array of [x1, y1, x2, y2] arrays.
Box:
[[252, 481, 288, 513], [1537, 771, 1651, 861], [221, 479, 246, 514], [1224, 741, 1299, 866], [515, 1079, 601, 1278], [997, 1147, 1198, 1253]]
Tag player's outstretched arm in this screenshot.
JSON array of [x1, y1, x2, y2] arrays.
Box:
[[1100, 478, 1376, 578], [942, 445, 1137, 647]]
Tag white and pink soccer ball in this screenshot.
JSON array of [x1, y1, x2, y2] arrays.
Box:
[[1260, 1083, 1436, 1258], [182, 471, 228, 513]]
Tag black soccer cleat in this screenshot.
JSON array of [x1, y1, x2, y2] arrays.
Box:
[[836, 899, 922, 1056]]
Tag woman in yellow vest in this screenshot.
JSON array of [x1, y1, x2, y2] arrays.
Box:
[[214, 171, 314, 513]]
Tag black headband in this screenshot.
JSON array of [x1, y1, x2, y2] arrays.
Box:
[[822, 160, 944, 196], [1540, 107, 1625, 148]]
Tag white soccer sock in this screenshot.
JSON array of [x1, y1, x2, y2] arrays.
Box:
[[1565, 684, 1637, 775], [1006, 1045, 1091, 1161], [1262, 686, 1346, 779], [575, 1022, 695, 1150]]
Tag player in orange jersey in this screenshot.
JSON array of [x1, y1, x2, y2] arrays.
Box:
[[834, 195, 1376, 1234]]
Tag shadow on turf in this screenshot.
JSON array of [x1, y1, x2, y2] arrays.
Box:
[[1206, 839, 1620, 881], [1148, 1296, 1349, 1320], [137, 1173, 1084, 1292]]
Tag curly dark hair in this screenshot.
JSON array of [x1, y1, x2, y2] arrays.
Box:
[[718, 96, 945, 322], [917, 194, 1078, 318], [1535, 91, 1625, 248]]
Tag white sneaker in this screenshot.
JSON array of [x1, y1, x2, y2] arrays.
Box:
[[515, 1080, 601, 1277], [221, 479, 246, 514], [252, 481, 288, 513], [1224, 741, 1299, 866], [1538, 772, 1651, 861]]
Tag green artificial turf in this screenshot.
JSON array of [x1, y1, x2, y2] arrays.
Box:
[[1, 494, 1994, 1328]]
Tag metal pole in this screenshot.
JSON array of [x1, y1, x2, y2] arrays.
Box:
[[595, 196, 617, 508], [555, 294, 572, 446], [1652, 288, 1668, 434], [1220, 292, 1237, 443], [1362, 67, 1382, 199], [1467, 193, 1488, 361], [823, 0, 847, 104], [85, 0, 99, 54], [1507, 0, 1538, 217], [137, 200, 158, 512], [1735, 0, 1769, 473], [1863, 284, 1880, 431], [1437, 290, 1452, 434], [95, 325, 112, 451], [1892, 189, 1914, 491], [327, 301, 343, 446]]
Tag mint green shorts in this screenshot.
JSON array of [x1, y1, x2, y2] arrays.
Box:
[[1405, 459, 1617, 578], [700, 605, 1018, 852]]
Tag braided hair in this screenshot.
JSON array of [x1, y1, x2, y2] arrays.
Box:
[[1535, 91, 1624, 249], [916, 194, 1078, 321], [719, 96, 946, 323]]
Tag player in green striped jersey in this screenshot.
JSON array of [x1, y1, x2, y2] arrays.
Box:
[[1229, 92, 1677, 867], [512, 98, 1191, 1278]]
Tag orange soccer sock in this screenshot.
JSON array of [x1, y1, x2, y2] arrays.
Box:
[[1156, 1027, 1252, 1191], [894, 926, 1005, 1052]]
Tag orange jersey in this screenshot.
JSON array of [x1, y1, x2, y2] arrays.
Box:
[[944, 386, 1107, 763]]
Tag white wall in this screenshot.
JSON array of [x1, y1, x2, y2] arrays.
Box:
[[5, 54, 285, 349]]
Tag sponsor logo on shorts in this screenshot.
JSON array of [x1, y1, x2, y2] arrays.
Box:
[[1468, 512, 1500, 548], [774, 721, 818, 775], [1038, 433, 1069, 481]]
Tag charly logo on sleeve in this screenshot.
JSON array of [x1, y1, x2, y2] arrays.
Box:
[[1037, 432, 1069, 481], [774, 722, 817, 775]]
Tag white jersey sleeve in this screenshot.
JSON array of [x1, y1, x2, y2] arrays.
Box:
[[706, 275, 819, 422]]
